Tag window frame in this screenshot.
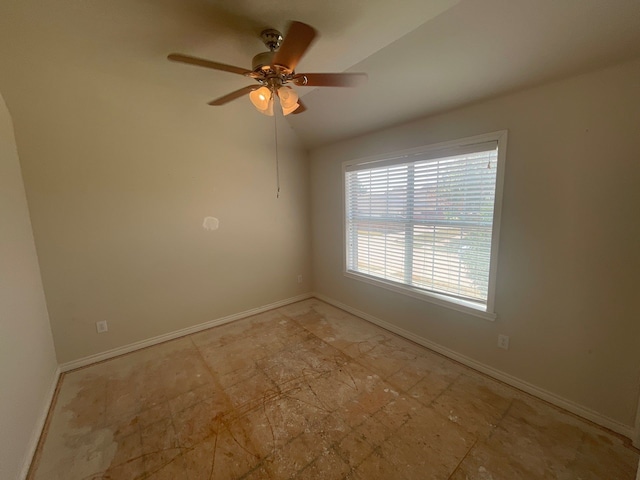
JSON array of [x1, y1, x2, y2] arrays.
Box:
[[342, 131, 508, 321]]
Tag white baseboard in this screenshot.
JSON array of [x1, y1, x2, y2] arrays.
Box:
[[19, 365, 61, 480], [60, 293, 313, 372], [54, 290, 637, 442], [313, 293, 636, 441]]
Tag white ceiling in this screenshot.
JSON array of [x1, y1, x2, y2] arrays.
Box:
[[0, 0, 639, 149]]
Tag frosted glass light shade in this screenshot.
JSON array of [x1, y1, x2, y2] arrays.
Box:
[[263, 96, 274, 116], [249, 86, 274, 116], [281, 102, 300, 116], [278, 86, 300, 115]]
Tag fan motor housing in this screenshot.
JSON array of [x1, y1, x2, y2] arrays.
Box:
[[252, 51, 275, 71]]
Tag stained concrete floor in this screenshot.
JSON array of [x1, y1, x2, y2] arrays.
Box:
[[29, 299, 639, 479]]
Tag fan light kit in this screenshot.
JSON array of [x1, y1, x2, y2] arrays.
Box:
[[168, 21, 367, 116]]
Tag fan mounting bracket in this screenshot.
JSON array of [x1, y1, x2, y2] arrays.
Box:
[[260, 29, 283, 51]]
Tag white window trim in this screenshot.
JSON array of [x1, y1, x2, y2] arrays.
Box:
[[342, 130, 508, 321]]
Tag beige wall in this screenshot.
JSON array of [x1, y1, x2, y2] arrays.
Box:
[[5, 69, 311, 364], [0, 93, 58, 479], [310, 59, 640, 429]]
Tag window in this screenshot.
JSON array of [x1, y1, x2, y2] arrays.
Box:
[[344, 132, 506, 319]]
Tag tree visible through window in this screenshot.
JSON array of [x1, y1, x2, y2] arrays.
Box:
[[344, 135, 505, 315]]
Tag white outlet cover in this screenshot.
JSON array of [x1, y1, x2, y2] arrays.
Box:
[[498, 334, 509, 350], [96, 321, 108, 333]]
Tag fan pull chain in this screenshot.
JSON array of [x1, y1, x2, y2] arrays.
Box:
[[274, 113, 280, 198]]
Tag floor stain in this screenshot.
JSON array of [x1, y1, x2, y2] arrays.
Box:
[[29, 300, 640, 479]]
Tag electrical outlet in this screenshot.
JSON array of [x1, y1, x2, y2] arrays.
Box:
[[497, 334, 509, 350], [96, 321, 108, 334], [297, 274, 303, 284]]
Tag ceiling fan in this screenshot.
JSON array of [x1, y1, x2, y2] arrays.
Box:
[[168, 21, 367, 116]]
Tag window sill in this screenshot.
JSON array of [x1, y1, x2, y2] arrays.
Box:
[[344, 270, 497, 321]]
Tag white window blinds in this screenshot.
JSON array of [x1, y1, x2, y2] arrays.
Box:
[[345, 141, 499, 308]]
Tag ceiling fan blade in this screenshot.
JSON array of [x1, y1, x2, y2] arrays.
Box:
[[272, 21, 317, 72], [292, 73, 367, 87], [208, 85, 258, 106], [168, 53, 252, 76], [291, 99, 306, 114]]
